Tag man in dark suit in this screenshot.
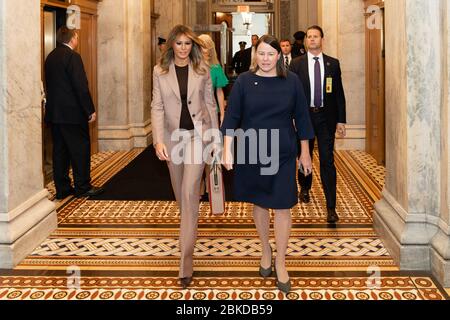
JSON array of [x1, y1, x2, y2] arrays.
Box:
[[290, 25, 346, 223], [232, 41, 248, 74], [157, 36, 166, 52], [45, 27, 104, 199], [239, 34, 258, 73], [292, 31, 306, 58], [280, 39, 294, 69]]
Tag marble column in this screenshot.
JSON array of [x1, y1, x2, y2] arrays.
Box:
[[375, 0, 449, 286], [0, 0, 57, 268], [430, 0, 450, 287], [316, 0, 366, 150], [97, 0, 153, 151]]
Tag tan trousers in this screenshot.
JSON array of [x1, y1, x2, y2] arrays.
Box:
[[166, 132, 205, 278]]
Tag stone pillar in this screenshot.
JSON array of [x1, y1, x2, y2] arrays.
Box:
[[430, 0, 450, 287], [0, 0, 57, 268], [316, 0, 366, 150], [374, 0, 447, 283], [97, 0, 153, 151]]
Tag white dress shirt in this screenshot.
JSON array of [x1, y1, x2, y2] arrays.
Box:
[[307, 51, 325, 108], [63, 43, 74, 50]]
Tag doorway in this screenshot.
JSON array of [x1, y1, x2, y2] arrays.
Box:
[[42, 6, 67, 184], [364, 1, 386, 165], [212, 11, 273, 77], [40, 1, 100, 186]]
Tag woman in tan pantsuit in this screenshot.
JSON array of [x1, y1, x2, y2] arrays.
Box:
[[151, 25, 219, 289]]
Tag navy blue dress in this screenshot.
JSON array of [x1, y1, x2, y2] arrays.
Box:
[[221, 71, 314, 209]]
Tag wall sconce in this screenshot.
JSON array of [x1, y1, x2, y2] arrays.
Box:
[[237, 5, 254, 36]]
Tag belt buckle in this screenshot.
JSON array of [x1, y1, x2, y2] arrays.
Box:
[[311, 107, 320, 113]]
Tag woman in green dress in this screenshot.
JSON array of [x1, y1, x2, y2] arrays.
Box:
[[199, 34, 229, 126]]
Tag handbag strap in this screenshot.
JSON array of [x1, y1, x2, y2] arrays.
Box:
[[211, 158, 222, 192]]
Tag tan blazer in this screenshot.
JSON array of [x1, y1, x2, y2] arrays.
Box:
[[151, 61, 218, 150]]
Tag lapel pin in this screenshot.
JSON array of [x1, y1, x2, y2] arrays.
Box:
[[254, 82, 258, 86]]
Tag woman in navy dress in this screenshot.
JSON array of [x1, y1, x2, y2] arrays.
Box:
[[221, 35, 314, 293]]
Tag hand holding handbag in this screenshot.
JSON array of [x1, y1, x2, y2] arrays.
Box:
[[208, 159, 226, 215]]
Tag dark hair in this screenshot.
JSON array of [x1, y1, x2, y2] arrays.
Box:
[[252, 35, 287, 78], [158, 37, 166, 45], [56, 27, 77, 44], [159, 24, 206, 75], [279, 39, 292, 45], [293, 31, 306, 41], [307, 25, 324, 38]]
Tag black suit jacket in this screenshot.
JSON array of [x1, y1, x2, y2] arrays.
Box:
[[232, 50, 247, 74], [44, 44, 95, 124], [290, 53, 346, 133], [291, 43, 306, 58], [240, 47, 252, 73]]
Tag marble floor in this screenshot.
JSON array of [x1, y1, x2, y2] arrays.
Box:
[[0, 149, 448, 300]]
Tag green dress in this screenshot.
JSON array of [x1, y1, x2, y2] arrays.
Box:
[[210, 64, 228, 112]]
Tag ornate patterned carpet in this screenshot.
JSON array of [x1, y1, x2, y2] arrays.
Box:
[[0, 149, 448, 300]]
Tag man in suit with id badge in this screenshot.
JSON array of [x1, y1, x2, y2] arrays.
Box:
[[290, 25, 346, 224]]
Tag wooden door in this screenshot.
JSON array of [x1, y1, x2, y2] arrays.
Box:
[[77, 11, 98, 154], [365, 0, 385, 165], [41, 7, 57, 184]]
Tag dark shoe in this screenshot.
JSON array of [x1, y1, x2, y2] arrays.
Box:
[[180, 277, 193, 289], [274, 266, 291, 294], [55, 188, 75, 200], [299, 189, 310, 203], [276, 279, 292, 294], [200, 192, 209, 202], [327, 208, 340, 223], [75, 186, 105, 198], [259, 247, 273, 278]]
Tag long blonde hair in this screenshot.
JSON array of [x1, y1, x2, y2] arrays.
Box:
[[198, 34, 220, 66], [159, 25, 206, 75]]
